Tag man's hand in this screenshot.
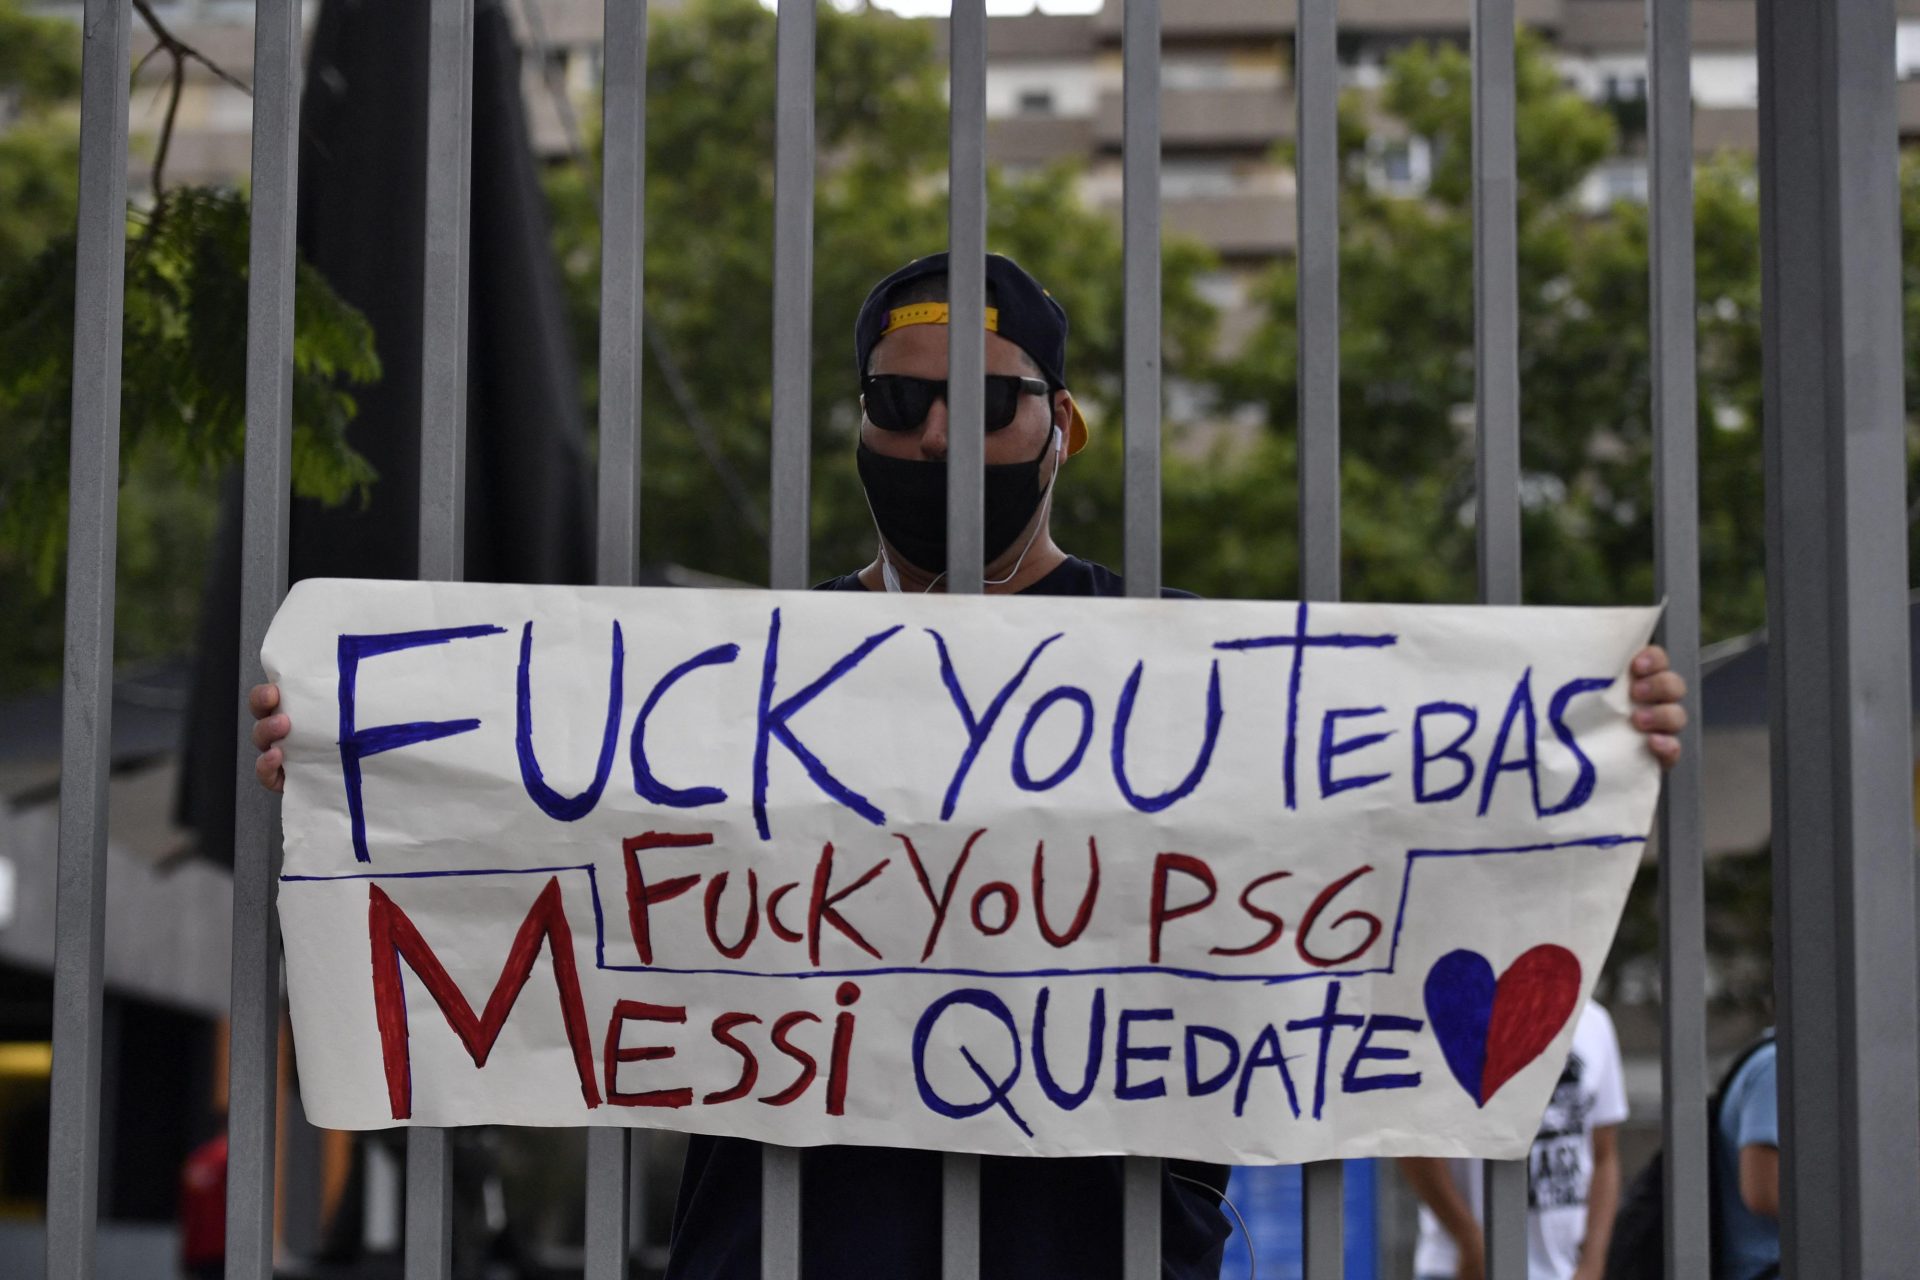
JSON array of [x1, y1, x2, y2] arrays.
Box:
[[250, 683, 289, 794], [1628, 644, 1686, 769]]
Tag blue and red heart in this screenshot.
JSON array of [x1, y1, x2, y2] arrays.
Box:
[[1424, 945, 1582, 1107]]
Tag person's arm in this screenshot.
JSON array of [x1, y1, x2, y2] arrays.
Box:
[[1573, 1124, 1621, 1280], [1399, 1157, 1484, 1280], [1739, 1143, 1780, 1218]]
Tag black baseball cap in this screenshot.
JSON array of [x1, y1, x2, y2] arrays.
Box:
[[854, 252, 1089, 454]]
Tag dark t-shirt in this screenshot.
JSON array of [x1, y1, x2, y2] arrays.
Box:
[[663, 555, 1227, 1280]]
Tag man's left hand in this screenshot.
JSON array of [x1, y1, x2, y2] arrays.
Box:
[[1628, 644, 1687, 769]]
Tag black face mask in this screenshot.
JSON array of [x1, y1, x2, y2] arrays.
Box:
[[855, 431, 1056, 574]]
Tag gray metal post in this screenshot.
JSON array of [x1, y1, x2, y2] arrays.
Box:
[[1471, 0, 1526, 1269], [224, 0, 302, 1273], [764, 1, 817, 1274], [408, 0, 475, 1275], [1645, 0, 1710, 1272], [1119, 1, 1166, 1273], [43, 1, 131, 1276], [1295, 0, 1345, 1266], [942, 3, 989, 1274], [1757, 0, 1920, 1273], [584, 0, 649, 1271]]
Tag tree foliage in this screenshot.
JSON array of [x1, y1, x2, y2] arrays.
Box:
[[0, 0, 379, 692], [1218, 33, 1918, 639], [543, 0, 1217, 587]]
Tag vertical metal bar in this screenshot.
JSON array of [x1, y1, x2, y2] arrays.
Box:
[[408, 1, 472, 1276], [417, 0, 474, 584], [1120, 0, 1161, 600], [43, 1, 130, 1276], [1471, 0, 1521, 610], [1294, 0, 1345, 1265], [945, 0, 987, 599], [761, 1149, 801, 1280], [585, 1131, 631, 1279], [766, 1, 816, 1273], [1295, 0, 1339, 608], [1118, 5, 1165, 1273], [1758, 0, 1920, 1272], [1471, 0, 1525, 1272], [406, 1131, 453, 1280], [769, 0, 816, 594], [596, 0, 647, 590], [1645, 0, 1709, 1272], [941, 3, 989, 1271], [585, 5, 646, 1271], [223, 0, 301, 1274]]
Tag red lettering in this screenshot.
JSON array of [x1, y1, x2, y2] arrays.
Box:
[[759, 1010, 823, 1106], [604, 1000, 692, 1108], [1148, 852, 1218, 964], [703, 1012, 762, 1105], [703, 870, 759, 960], [806, 842, 888, 967], [897, 828, 985, 961], [766, 882, 804, 942], [622, 831, 713, 965], [827, 982, 862, 1116], [1032, 837, 1101, 948], [1210, 871, 1293, 957], [970, 882, 1019, 936], [368, 877, 600, 1119], [1296, 865, 1382, 968]]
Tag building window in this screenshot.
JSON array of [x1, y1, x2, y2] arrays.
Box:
[[1017, 89, 1055, 116]]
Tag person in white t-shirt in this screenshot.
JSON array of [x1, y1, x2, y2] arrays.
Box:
[[1400, 1000, 1628, 1280]]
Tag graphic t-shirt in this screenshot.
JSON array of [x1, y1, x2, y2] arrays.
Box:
[[663, 556, 1226, 1280], [1713, 1039, 1778, 1280], [1412, 1001, 1629, 1280]]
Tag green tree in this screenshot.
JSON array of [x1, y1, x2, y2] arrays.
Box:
[[543, 0, 1217, 587], [0, 0, 380, 694], [1217, 32, 1919, 639]]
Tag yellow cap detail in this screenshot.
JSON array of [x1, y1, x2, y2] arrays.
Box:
[[881, 302, 1001, 336]]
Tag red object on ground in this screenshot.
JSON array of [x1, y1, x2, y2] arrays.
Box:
[[179, 1133, 228, 1267]]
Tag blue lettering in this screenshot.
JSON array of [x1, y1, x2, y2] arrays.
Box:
[[1477, 668, 1540, 817], [516, 621, 623, 821], [752, 609, 902, 841], [927, 629, 1063, 819], [1539, 677, 1615, 816], [911, 988, 1031, 1136], [1318, 706, 1395, 798], [1032, 986, 1105, 1110], [337, 624, 508, 862], [1232, 1024, 1302, 1119], [1184, 1025, 1241, 1097], [1285, 980, 1365, 1119], [630, 642, 741, 807], [1011, 686, 1096, 792], [1413, 702, 1478, 803], [1115, 1008, 1174, 1101], [1110, 660, 1225, 814], [1342, 1014, 1424, 1094]]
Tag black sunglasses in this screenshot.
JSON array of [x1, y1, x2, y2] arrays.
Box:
[[862, 373, 1050, 433]]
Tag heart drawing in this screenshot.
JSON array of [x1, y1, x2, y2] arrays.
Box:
[[1424, 945, 1582, 1107]]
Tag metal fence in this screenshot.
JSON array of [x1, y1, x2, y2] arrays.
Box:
[[36, 0, 1920, 1276]]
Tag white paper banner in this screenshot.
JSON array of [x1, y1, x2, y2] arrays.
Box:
[[265, 579, 1661, 1164]]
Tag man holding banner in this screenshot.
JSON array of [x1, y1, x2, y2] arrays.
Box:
[[247, 253, 1688, 1279]]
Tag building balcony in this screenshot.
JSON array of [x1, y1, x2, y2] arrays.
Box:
[[986, 114, 1099, 168], [1093, 0, 1562, 40], [1094, 86, 1294, 150], [1093, 187, 1298, 259]]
